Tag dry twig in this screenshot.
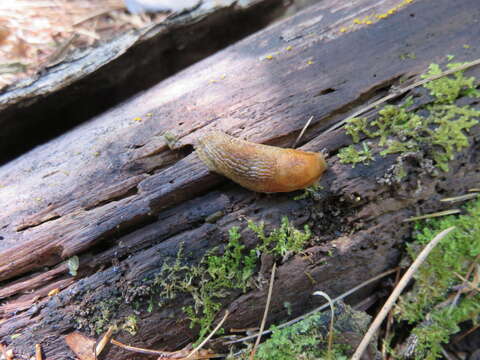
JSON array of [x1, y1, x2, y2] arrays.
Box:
[[351, 226, 456, 360], [312, 291, 335, 359], [249, 263, 276, 360], [186, 310, 230, 359], [225, 267, 398, 344], [402, 209, 461, 222], [95, 325, 114, 358]]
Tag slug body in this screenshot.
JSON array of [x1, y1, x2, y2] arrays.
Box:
[[196, 131, 327, 193]]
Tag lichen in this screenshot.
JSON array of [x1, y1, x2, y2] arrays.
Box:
[[391, 198, 480, 359], [338, 62, 480, 172]]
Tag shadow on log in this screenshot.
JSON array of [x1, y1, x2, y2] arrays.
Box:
[[0, 0, 479, 358]]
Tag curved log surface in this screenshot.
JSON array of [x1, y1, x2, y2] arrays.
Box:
[[0, 0, 479, 358]]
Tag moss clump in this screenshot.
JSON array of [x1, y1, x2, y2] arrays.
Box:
[[246, 302, 372, 360], [338, 62, 480, 172], [393, 198, 480, 359], [155, 217, 311, 343], [75, 296, 122, 335], [422, 63, 480, 104], [337, 143, 374, 167], [247, 217, 312, 258]]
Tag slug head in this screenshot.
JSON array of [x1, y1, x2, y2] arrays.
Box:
[[271, 149, 327, 192]]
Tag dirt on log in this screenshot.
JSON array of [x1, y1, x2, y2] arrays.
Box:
[[0, 0, 480, 358]]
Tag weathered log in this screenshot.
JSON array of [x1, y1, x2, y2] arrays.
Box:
[[0, 0, 479, 358], [0, 0, 291, 164]]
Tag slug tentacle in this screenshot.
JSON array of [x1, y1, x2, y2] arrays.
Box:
[[196, 131, 327, 193]]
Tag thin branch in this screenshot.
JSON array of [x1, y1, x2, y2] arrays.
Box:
[[225, 267, 398, 345], [186, 310, 230, 359], [249, 263, 276, 360], [351, 226, 456, 360], [324, 58, 480, 134]]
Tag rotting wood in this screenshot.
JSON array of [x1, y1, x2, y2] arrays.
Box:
[[0, 0, 479, 358], [0, 0, 290, 164]]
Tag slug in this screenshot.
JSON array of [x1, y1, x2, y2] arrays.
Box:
[[196, 131, 327, 193]]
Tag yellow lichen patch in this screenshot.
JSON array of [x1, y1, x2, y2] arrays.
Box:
[[48, 288, 60, 296], [343, 0, 415, 32], [285, 45, 293, 51], [133, 117, 142, 122], [265, 54, 274, 60], [307, 59, 314, 65]]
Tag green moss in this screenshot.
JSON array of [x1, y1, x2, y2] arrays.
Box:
[[248, 217, 311, 258], [154, 217, 311, 343], [338, 143, 374, 167], [293, 183, 323, 201], [248, 302, 371, 360], [255, 317, 329, 360], [393, 198, 480, 359], [338, 62, 480, 172], [422, 62, 479, 104], [80, 297, 122, 335]]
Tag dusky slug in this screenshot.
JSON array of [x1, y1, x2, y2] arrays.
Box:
[[196, 131, 327, 193]]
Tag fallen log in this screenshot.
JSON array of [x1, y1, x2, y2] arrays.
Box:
[[0, 0, 290, 164], [0, 0, 479, 358]]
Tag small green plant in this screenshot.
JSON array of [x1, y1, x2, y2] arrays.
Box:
[[393, 198, 480, 359], [247, 217, 311, 258], [252, 302, 369, 360], [338, 62, 480, 172], [154, 217, 311, 343], [293, 183, 323, 201], [81, 297, 122, 335], [338, 143, 374, 167]]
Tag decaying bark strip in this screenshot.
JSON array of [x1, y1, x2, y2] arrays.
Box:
[[0, 0, 479, 358]]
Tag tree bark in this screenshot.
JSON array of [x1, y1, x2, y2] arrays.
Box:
[[0, 0, 479, 358]]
